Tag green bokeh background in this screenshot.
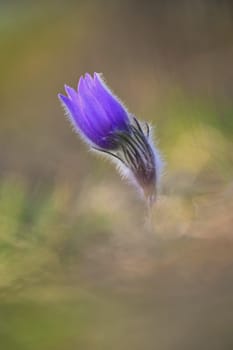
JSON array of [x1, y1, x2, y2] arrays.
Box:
[[0, 1, 233, 349]]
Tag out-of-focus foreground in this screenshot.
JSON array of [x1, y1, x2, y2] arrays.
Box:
[[0, 1, 233, 349]]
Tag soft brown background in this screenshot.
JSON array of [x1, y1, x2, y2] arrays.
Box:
[[0, 1, 233, 349]]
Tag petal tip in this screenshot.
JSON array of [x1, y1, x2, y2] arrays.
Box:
[[58, 93, 70, 106], [77, 76, 85, 92], [94, 72, 103, 81], [58, 92, 65, 101], [84, 72, 93, 81], [64, 85, 78, 100]]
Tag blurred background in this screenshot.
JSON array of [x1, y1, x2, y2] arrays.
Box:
[[0, 0, 233, 349]]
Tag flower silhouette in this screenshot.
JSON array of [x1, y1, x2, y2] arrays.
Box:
[[58, 73, 163, 203]]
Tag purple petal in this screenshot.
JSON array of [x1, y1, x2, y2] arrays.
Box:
[[93, 73, 129, 129], [64, 85, 78, 100], [78, 77, 114, 134], [59, 73, 131, 149], [79, 73, 129, 131], [58, 93, 97, 144]]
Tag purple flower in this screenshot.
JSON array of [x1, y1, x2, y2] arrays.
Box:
[[58, 73, 163, 203]]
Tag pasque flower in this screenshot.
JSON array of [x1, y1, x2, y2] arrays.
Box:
[[58, 73, 163, 203]]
